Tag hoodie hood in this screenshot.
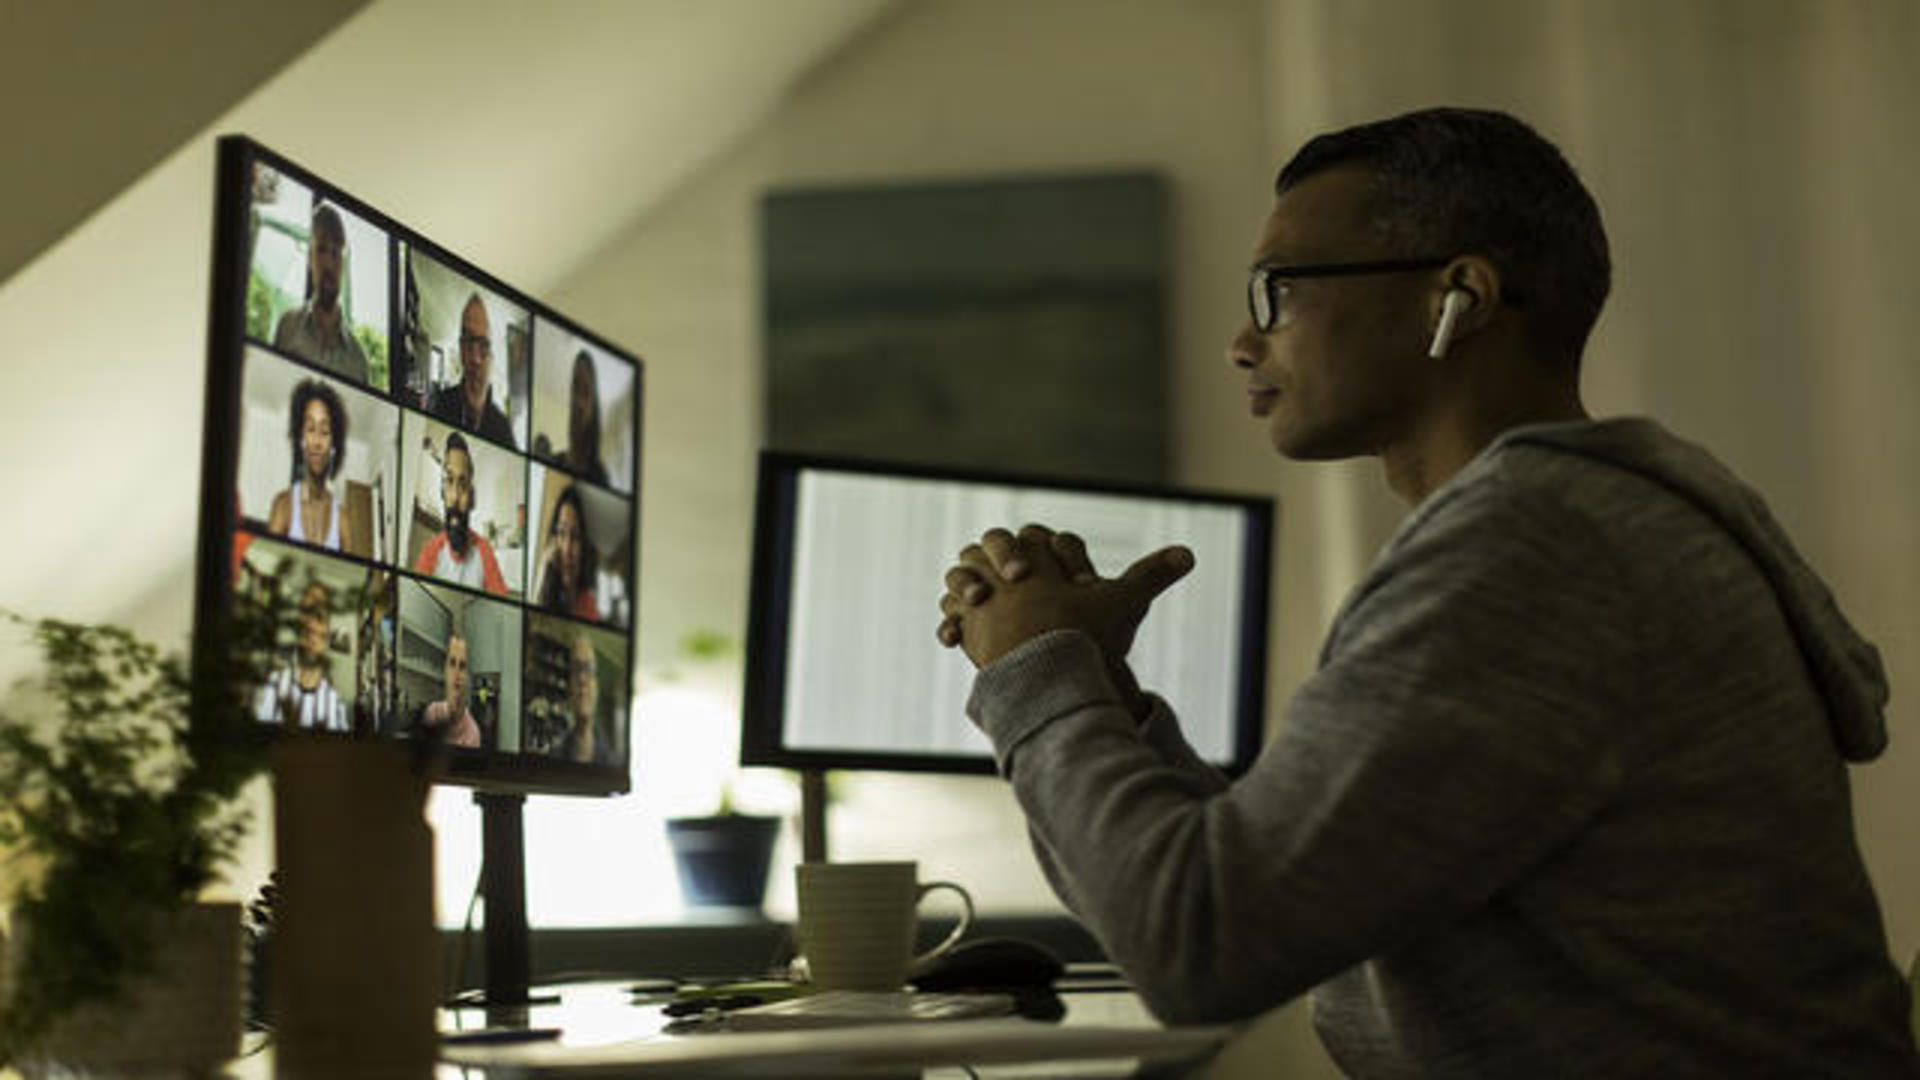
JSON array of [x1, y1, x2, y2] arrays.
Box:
[[1488, 417, 1889, 761]]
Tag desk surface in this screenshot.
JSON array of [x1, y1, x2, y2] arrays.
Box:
[[225, 981, 1230, 1079]]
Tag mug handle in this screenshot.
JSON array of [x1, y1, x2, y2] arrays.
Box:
[[909, 880, 974, 967]]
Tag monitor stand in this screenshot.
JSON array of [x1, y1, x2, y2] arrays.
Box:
[[470, 791, 559, 1020], [800, 769, 829, 863]]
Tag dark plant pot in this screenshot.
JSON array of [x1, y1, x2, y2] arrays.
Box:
[[666, 814, 781, 909]]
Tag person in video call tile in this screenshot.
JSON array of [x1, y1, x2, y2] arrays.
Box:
[[535, 484, 600, 620], [413, 431, 509, 595], [935, 109, 1917, 1073], [418, 631, 482, 749], [267, 379, 354, 553], [427, 293, 516, 448], [558, 632, 609, 765], [253, 579, 349, 732], [272, 202, 369, 384], [559, 349, 609, 485]]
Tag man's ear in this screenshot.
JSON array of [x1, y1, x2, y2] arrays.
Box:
[[1426, 256, 1502, 358]]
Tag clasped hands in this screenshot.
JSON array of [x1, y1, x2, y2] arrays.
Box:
[[936, 524, 1195, 715]]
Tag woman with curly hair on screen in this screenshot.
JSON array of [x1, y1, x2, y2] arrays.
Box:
[[268, 378, 354, 552]]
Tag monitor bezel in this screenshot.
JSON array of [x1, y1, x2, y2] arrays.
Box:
[[196, 135, 642, 797], [740, 450, 1273, 777]]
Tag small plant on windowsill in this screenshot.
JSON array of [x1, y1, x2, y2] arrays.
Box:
[[0, 573, 295, 1065]]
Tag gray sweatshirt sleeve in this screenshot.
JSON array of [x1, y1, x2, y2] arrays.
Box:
[[1012, 683, 1231, 926], [1137, 695, 1232, 791], [966, 474, 1633, 1025]]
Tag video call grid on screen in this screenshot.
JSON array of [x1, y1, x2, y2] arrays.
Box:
[[199, 137, 642, 794], [742, 453, 1273, 777]]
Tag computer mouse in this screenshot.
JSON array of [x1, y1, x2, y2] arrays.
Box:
[[907, 936, 1067, 991]]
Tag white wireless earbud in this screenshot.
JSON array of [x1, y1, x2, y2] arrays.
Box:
[[1427, 289, 1474, 359]]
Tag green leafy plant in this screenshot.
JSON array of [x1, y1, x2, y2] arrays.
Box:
[[354, 323, 389, 390], [0, 575, 296, 1063], [244, 271, 280, 343], [678, 628, 735, 664]]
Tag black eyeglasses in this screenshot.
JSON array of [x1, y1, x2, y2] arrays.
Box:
[[1246, 257, 1452, 332]]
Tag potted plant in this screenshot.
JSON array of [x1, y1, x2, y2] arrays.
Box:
[[0, 575, 293, 1068], [653, 629, 785, 912], [666, 783, 783, 911]]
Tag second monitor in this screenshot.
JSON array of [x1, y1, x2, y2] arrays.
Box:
[[742, 452, 1274, 776]]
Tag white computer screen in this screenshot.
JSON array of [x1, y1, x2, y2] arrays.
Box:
[[743, 455, 1272, 773]]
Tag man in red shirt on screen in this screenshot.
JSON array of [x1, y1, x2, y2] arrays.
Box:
[[414, 431, 508, 595]]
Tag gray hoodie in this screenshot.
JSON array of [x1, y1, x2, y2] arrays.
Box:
[[968, 418, 1917, 1077]]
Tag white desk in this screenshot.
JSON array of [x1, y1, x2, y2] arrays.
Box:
[[223, 981, 1231, 1078]]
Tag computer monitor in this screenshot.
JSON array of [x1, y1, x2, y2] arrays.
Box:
[[741, 452, 1273, 777], [194, 136, 642, 1006]]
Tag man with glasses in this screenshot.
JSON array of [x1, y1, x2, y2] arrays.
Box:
[[937, 108, 1915, 1073], [559, 631, 608, 765], [428, 292, 516, 447]]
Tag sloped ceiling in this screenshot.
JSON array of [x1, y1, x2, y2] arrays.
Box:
[[0, 0, 901, 650], [0, 0, 371, 288]]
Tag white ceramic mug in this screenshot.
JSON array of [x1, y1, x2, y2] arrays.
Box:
[[794, 861, 974, 991]]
